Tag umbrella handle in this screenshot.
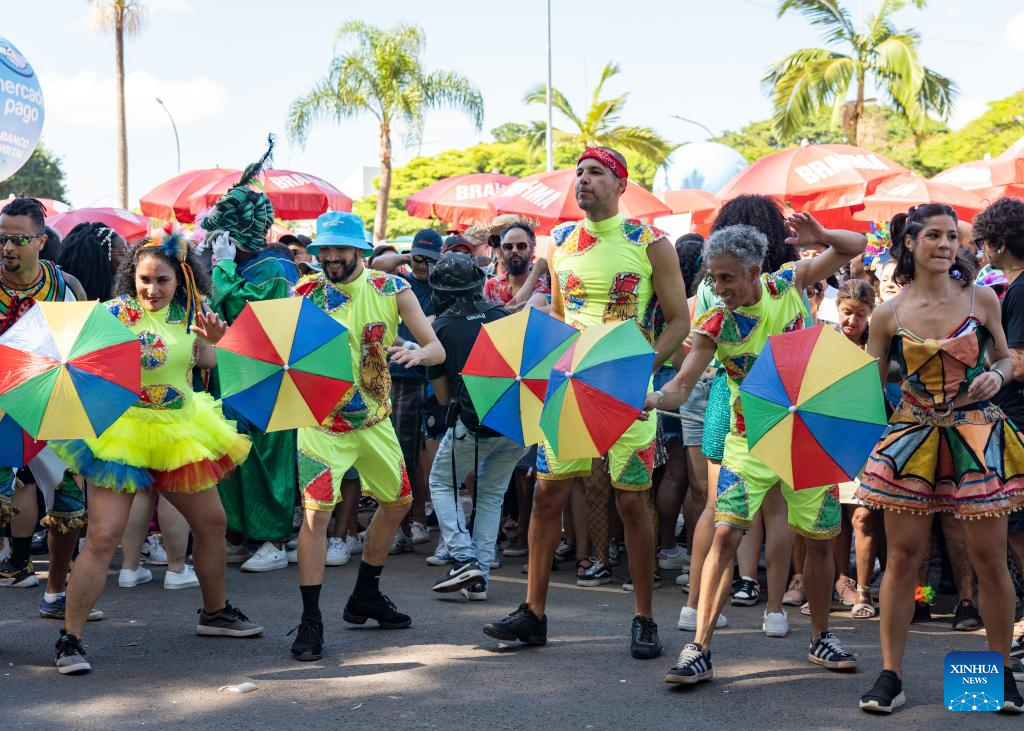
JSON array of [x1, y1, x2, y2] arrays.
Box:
[[655, 409, 685, 419]]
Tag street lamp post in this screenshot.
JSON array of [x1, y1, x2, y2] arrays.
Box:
[[155, 97, 181, 174], [545, 0, 554, 171], [670, 115, 717, 140]]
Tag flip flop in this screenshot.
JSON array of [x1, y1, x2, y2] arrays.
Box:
[[852, 602, 877, 619]]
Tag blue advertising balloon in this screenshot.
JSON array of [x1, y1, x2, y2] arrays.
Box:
[[0, 36, 44, 182]]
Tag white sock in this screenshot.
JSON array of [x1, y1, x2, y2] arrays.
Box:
[[44, 591, 64, 603]]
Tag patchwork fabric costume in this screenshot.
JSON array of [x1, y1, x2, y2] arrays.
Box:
[[696, 263, 841, 539], [539, 213, 662, 490], [51, 296, 250, 493], [857, 285, 1024, 517], [294, 269, 413, 511]]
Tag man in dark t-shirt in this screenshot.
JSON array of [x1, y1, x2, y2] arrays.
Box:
[[424, 253, 527, 600]]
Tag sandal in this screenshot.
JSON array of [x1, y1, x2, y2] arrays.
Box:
[[576, 558, 592, 580], [835, 576, 858, 606], [852, 602, 876, 619]]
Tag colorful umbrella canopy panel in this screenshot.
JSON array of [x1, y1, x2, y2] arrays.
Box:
[[739, 324, 887, 490], [216, 298, 354, 432], [462, 307, 579, 446], [0, 411, 45, 467], [0, 302, 141, 440], [541, 320, 655, 460]]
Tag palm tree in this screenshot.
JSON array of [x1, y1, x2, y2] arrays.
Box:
[[288, 21, 484, 240], [764, 0, 957, 146], [523, 62, 672, 171], [91, 0, 145, 208]]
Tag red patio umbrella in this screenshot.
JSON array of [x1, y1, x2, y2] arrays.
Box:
[[717, 144, 906, 212], [139, 168, 240, 223], [655, 189, 721, 231], [978, 184, 1024, 204], [488, 169, 671, 234], [406, 173, 517, 227], [3, 195, 71, 215], [186, 169, 353, 221], [47, 208, 151, 242], [853, 173, 987, 222], [994, 143, 1024, 185], [932, 159, 1002, 192]]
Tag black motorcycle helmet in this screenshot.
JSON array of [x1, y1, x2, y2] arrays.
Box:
[[428, 252, 487, 292]]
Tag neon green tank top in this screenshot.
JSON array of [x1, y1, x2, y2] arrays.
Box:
[[295, 268, 408, 433], [107, 296, 197, 410], [551, 214, 664, 339]]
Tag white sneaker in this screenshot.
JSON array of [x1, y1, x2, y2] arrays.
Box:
[[425, 543, 451, 566], [675, 571, 690, 587], [286, 546, 298, 563], [388, 530, 414, 555], [657, 547, 689, 571], [326, 536, 352, 566], [164, 564, 199, 590], [240, 542, 288, 573], [677, 605, 728, 630], [410, 521, 430, 545], [118, 566, 153, 588], [140, 534, 168, 565], [0, 539, 10, 562], [763, 608, 789, 638], [345, 535, 363, 555], [225, 541, 250, 564]]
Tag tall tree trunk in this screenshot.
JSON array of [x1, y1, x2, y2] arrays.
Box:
[[851, 74, 865, 147], [374, 123, 391, 243], [114, 12, 128, 209]]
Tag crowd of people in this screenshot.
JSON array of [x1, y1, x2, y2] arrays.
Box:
[[1, 141, 1024, 715]]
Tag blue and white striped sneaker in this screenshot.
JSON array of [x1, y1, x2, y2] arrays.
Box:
[[808, 630, 857, 670], [664, 643, 712, 684]]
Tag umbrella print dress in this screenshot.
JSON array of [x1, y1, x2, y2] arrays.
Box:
[[857, 287, 1024, 517], [50, 296, 250, 493]]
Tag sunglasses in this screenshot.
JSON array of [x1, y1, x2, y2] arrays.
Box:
[[501, 242, 530, 252], [411, 254, 436, 265], [0, 232, 43, 247]]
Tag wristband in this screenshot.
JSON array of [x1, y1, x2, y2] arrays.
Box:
[[990, 367, 1006, 387], [652, 390, 665, 407], [403, 341, 421, 351]]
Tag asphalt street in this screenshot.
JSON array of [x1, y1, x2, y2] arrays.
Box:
[[1, 539, 1015, 730]]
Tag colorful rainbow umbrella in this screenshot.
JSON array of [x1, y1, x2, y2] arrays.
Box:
[[540, 320, 655, 460], [738, 324, 887, 490], [0, 302, 141, 440], [461, 307, 579, 446], [216, 298, 354, 432], [0, 411, 45, 467]]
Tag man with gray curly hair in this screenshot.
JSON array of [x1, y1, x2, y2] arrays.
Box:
[[645, 214, 867, 687]]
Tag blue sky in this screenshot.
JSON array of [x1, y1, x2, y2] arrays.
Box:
[[5, 0, 1024, 208]]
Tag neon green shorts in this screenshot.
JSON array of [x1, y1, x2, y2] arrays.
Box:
[[536, 416, 656, 491], [297, 419, 412, 512], [713, 433, 840, 540]]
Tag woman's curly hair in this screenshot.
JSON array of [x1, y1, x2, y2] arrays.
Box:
[[114, 241, 211, 304], [973, 197, 1024, 260]]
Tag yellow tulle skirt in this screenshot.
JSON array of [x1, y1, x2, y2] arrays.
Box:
[[50, 392, 251, 494]]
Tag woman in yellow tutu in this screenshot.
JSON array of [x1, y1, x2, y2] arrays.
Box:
[[50, 231, 262, 676]]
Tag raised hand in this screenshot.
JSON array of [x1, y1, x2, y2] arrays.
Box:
[[192, 309, 228, 344]]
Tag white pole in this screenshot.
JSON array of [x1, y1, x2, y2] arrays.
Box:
[[545, 0, 554, 171]]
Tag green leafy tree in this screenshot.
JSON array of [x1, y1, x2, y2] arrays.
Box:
[[91, 0, 145, 208], [0, 143, 68, 202], [916, 91, 1024, 176], [288, 21, 484, 240], [764, 0, 956, 146], [523, 61, 673, 176]]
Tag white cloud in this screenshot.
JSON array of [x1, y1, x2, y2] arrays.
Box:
[[1007, 11, 1024, 51], [38, 70, 227, 130], [149, 0, 192, 14]]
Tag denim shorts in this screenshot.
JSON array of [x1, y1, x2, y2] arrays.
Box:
[[679, 375, 712, 447], [654, 367, 682, 443]]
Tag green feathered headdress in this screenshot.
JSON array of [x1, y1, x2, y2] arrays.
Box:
[[200, 135, 276, 251]]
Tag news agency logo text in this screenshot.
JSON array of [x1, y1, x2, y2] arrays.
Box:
[[944, 651, 1003, 711]]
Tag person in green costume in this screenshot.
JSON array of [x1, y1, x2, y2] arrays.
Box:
[[202, 137, 300, 573]]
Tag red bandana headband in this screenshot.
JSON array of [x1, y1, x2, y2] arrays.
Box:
[[577, 148, 628, 179]]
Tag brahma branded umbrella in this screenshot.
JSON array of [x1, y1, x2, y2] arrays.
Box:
[[139, 168, 241, 223], [187, 169, 353, 220], [406, 173, 518, 227]]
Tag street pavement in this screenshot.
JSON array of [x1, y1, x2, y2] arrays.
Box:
[[1, 540, 1012, 730]]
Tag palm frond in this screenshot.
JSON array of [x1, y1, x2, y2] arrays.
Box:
[[764, 48, 852, 138], [90, 0, 146, 37], [595, 125, 672, 165], [591, 61, 622, 108], [778, 0, 855, 44], [523, 85, 584, 132], [419, 70, 485, 129]]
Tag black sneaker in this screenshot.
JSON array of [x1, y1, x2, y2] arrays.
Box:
[[31, 528, 48, 555], [951, 599, 982, 631], [859, 670, 905, 713], [808, 630, 857, 670], [1003, 668, 1024, 714], [288, 616, 324, 661], [731, 576, 759, 606], [664, 642, 712, 684], [577, 558, 613, 587], [343, 592, 411, 628], [54, 631, 91, 675], [0, 559, 39, 588], [630, 615, 662, 659], [432, 560, 484, 593], [196, 601, 264, 637], [911, 600, 931, 623], [482, 603, 547, 646], [460, 579, 487, 601], [622, 571, 662, 592], [553, 539, 575, 563]]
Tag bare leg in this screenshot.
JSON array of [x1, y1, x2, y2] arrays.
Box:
[[617, 489, 656, 618], [802, 536, 835, 640], [852, 507, 880, 605], [158, 498, 190, 574], [833, 505, 854, 581], [159, 489, 228, 613], [761, 485, 792, 615], [655, 441, 687, 550], [120, 490, 155, 572], [298, 508, 332, 585], [570, 479, 590, 561], [737, 511, 763, 580], [513, 468, 534, 546], [525, 479, 573, 617], [63, 486, 134, 638], [363, 501, 412, 566], [964, 516, 1013, 665], [10, 481, 37, 543], [878, 511, 934, 675], [940, 513, 975, 603], [46, 528, 80, 594], [682, 446, 708, 553], [686, 461, 719, 610], [693, 524, 744, 651]]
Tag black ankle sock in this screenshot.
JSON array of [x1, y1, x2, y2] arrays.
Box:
[[353, 561, 383, 598], [300, 584, 322, 621], [11, 536, 31, 568]]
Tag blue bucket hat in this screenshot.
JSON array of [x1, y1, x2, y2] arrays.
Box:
[[307, 211, 373, 255]]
